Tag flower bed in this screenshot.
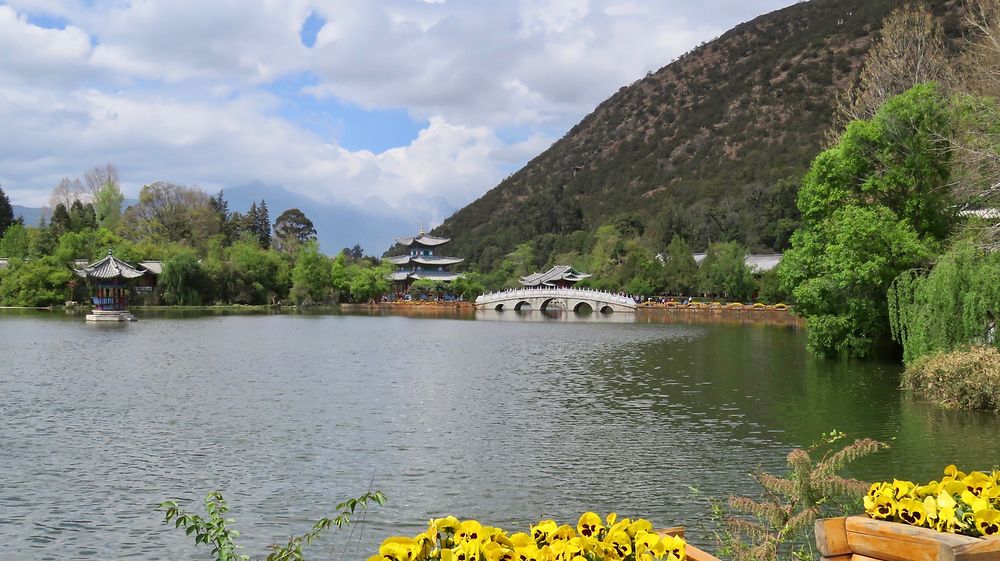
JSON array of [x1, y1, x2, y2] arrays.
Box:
[[815, 465, 1000, 561], [863, 465, 999, 537], [367, 513, 699, 561]]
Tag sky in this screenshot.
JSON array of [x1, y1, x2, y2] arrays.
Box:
[[0, 0, 798, 232]]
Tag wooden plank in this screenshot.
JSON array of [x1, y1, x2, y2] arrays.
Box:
[[845, 516, 982, 561], [845, 517, 979, 548], [850, 555, 884, 561], [654, 526, 685, 538], [820, 555, 851, 561], [685, 543, 723, 561], [954, 537, 1000, 561], [816, 517, 851, 557]]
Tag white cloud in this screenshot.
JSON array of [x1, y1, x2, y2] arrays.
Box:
[[0, 0, 799, 221]]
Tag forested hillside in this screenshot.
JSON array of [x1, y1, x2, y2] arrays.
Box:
[[434, 0, 962, 272]]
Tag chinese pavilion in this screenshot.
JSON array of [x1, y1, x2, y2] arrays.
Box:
[[73, 250, 148, 322], [520, 265, 591, 288], [386, 231, 464, 296]]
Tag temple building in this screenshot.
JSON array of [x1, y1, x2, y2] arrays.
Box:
[[520, 265, 591, 288], [386, 231, 464, 295], [73, 251, 149, 322]]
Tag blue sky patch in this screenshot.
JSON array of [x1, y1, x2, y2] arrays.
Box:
[[24, 11, 70, 30], [265, 73, 426, 153], [299, 11, 325, 48]]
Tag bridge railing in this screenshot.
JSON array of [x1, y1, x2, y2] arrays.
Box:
[[475, 287, 637, 307]]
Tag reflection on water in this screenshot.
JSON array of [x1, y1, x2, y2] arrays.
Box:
[[0, 311, 997, 561], [475, 309, 638, 323]]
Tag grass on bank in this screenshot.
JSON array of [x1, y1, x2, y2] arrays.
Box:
[[902, 346, 1000, 413]]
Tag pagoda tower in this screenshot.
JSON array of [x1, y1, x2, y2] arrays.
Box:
[[385, 230, 464, 296]]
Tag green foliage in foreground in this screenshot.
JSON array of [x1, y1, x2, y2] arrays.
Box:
[[780, 84, 953, 359], [714, 433, 888, 561], [888, 241, 1000, 364], [902, 346, 1000, 413], [160, 490, 386, 561]]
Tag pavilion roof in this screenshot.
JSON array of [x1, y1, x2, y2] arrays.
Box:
[[74, 252, 147, 279], [395, 234, 451, 247], [138, 261, 164, 275], [520, 265, 591, 287], [386, 255, 463, 266]]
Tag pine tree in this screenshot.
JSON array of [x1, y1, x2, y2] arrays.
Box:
[[256, 199, 271, 249], [0, 184, 14, 238]]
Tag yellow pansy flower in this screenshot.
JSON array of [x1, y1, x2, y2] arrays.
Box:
[[869, 495, 895, 520], [455, 520, 485, 544], [509, 533, 533, 549], [633, 530, 660, 554], [531, 520, 558, 544], [603, 529, 632, 560], [891, 479, 916, 500], [547, 538, 581, 561], [605, 512, 618, 527], [483, 541, 515, 561], [944, 465, 966, 480], [512, 542, 543, 561], [627, 518, 653, 537], [551, 524, 575, 541], [377, 537, 419, 561], [963, 472, 994, 498], [577, 512, 603, 538], [897, 498, 927, 527], [661, 534, 686, 561], [975, 509, 1000, 537], [434, 516, 460, 533]]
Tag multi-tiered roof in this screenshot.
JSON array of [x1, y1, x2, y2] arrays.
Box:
[[520, 265, 591, 288], [386, 233, 464, 283]]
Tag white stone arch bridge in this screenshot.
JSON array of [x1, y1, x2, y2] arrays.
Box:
[[474, 288, 637, 313]]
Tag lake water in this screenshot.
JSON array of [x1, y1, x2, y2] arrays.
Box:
[[1, 309, 998, 561]]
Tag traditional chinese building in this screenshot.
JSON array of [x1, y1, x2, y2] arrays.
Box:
[[73, 251, 148, 322], [520, 265, 591, 288], [386, 231, 464, 296]]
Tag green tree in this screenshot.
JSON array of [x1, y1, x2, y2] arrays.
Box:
[[662, 235, 698, 295], [450, 272, 485, 301], [93, 181, 125, 231], [0, 256, 72, 306], [289, 242, 331, 306], [0, 222, 30, 258], [783, 205, 931, 358], [229, 240, 287, 304], [699, 242, 754, 301], [273, 208, 317, 253], [161, 249, 205, 306], [329, 253, 350, 298], [781, 84, 953, 358], [50, 203, 71, 238], [122, 182, 221, 247], [348, 263, 391, 303], [68, 200, 97, 232], [0, 184, 14, 238], [888, 241, 1000, 364]]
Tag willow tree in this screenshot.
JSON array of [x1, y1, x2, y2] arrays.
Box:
[[780, 84, 953, 358], [888, 241, 1000, 363]]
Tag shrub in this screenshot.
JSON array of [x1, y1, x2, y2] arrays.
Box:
[[902, 346, 1000, 412]]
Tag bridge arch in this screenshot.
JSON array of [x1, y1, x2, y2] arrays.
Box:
[[475, 288, 637, 313], [573, 301, 593, 313]]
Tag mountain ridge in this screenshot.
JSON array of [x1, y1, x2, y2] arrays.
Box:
[[433, 0, 962, 271]]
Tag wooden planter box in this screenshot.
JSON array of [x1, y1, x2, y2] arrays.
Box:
[[656, 526, 723, 561], [815, 516, 1000, 561]]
